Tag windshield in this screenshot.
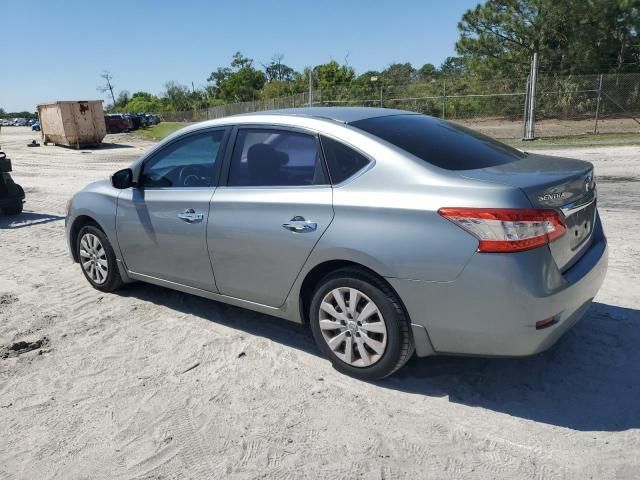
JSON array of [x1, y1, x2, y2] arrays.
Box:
[[351, 114, 525, 171]]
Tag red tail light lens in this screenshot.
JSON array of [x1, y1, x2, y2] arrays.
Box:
[[438, 208, 566, 253], [536, 317, 556, 329]]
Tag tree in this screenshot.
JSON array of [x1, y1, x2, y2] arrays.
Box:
[[456, 0, 640, 77], [261, 80, 298, 99], [264, 54, 295, 82], [124, 91, 162, 113], [570, 0, 640, 73], [162, 82, 193, 111], [114, 90, 131, 111], [381, 63, 416, 85], [439, 57, 466, 76], [97, 70, 117, 106], [418, 63, 439, 81], [207, 52, 266, 102], [0, 110, 37, 119], [350, 70, 383, 100], [314, 61, 356, 91]]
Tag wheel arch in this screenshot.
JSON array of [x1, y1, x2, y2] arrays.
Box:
[[297, 259, 410, 325], [69, 215, 105, 262]]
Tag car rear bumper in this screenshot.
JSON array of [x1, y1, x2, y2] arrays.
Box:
[[388, 213, 608, 357]]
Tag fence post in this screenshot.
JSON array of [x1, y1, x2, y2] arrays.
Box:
[[442, 79, 446, 119], [523, 74, 531, 138], [594, 73, 604, 135], [523, 51, 538, 140]]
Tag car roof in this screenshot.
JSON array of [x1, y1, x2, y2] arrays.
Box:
[[159, 107, 423, 148], [241, 107, 419, 124]]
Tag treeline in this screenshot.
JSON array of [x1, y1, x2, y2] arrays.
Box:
[[106, 0, 639, 114], [0, 109, 37, 119], [107, 53, 462, 113]]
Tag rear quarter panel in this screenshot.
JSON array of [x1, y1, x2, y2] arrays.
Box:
[[311, 151, 534, 282]]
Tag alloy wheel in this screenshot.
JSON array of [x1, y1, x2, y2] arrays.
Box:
[[318, 287, 388, 367], [79, 233, 108, 285]]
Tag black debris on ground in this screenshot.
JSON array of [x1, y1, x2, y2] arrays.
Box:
[[1, 337, 49, 359]]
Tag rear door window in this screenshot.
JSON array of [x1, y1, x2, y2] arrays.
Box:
[[227, 128, 328, 186], [351, 114, 525, 171]]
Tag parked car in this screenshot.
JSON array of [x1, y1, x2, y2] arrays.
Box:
[[147, 114, 161, 125], [104, 114, 130, 134], [123, 113, 141, 130], [65, 108, 607, 380], [31, 121, 41, 131], [0, 152, 25, 215], [136, 113, 150, 128], [13, 118, 27, 127]]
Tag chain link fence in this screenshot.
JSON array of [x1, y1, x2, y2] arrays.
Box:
[[159, 73, 640, 139]]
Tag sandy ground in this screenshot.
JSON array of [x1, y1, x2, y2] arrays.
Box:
[[0, 126, 639, 479], [455, 116, 640, 139]]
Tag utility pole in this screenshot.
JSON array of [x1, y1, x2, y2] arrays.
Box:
[[442, 79, 446, 119], [523, 51, 538, 140], [308, 68, 313, 107], [371, 76, 381, 107]]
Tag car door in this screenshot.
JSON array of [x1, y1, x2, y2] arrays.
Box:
[[116, 128, 228, 291], [208, 126, 334, 307]]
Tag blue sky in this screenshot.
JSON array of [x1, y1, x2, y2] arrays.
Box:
[[0, 0, 479, 112]]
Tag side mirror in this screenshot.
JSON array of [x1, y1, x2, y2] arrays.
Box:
[[111, 168, 133, 189]]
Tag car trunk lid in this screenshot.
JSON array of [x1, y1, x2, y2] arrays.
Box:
[[458, 153, 597, 271]]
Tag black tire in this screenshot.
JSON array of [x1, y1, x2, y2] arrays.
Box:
[[309, 268, 414, 380], [2, 201, 23, 215], [76, 224, 123, 292]]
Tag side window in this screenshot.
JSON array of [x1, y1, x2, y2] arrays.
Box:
[[320, 136, 370, 184], [142, 130, 225, 188], [228, 129, 327, 187]]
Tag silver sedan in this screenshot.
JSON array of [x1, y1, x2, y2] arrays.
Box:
[[65, 108, 607, 380]]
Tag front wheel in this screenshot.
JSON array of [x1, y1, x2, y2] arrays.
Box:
[[2, 201, 23, 215], [309, 268, 414, 380], [76, 225, 123, 292]]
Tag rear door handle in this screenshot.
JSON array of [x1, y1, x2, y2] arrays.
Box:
[[282, 216, 317, 233], [177, 208, 204, 223]]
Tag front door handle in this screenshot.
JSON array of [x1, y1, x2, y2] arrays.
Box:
[[177, 208, 204, 223], [282, 216, 317, 233]]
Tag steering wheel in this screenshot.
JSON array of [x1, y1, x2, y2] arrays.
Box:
[[178, 164, 210, 187]]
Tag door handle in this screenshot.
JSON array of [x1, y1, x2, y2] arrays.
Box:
[[282, 216, 317, 233], [177, 208, 204, 223]]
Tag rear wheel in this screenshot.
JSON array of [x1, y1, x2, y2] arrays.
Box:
[[309, 268, 414, 380], [76, 225, 123, 292]]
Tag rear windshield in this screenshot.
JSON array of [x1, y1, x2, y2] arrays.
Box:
[[351, 114, 525, 170]]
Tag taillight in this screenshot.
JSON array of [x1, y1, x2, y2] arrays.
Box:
[[438, 208, 566, 253]]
